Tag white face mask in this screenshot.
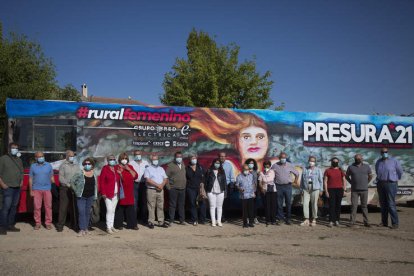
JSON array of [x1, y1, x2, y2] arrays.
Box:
[[191, 159, 197, 165], [175, 157, 182, 164], [121, 159, 128, 165], [11, 148, 19, 156], [152, 160, 159, 166], [68, 156, 75, 163], [309, 161, 315, 167], [243, 170, 249, 175], [265, 167, 270, 172], [134, 155, 142, 161]]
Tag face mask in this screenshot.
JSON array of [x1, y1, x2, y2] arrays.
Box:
[[331, 161, 339, 167], [280, 158, 287, 164], [355, 159, 362, 164], [243, 170, 249, 175], [382, 152, 388, 159], [11, 148, 18, 156], [265, 167, 270, 172], [37, 157, 45, 164], [121, 159, 128, 165], [309, 161, 315, 167], [191, 159, 197, 165], [248, 163, 254, 169], [16, 152, 21, 158], [214, 163, 220, 169], [134, 155, 142, 161], [152, 160, 159, 166], [68, 156, 75, 163], [109, 160, 116, 166], [84, 164, 92, 171], [175, 157, 182, 164]]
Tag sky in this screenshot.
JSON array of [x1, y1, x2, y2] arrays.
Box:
[[1, 0, 413, 115]]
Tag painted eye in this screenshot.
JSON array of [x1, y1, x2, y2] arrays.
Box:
[[257, 134, 265, 140], [242, 135, 251, 140]]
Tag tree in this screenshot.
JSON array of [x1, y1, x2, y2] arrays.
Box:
[[161, 29, 276, 109], [0, 22, 80, 152]]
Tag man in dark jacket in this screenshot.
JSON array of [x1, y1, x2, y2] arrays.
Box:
[[0, 143, 24, 234]]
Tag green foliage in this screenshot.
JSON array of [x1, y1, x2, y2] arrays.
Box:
[[161, 29, 275, 109]]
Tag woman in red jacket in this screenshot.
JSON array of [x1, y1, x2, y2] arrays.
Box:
[[99, 154, 121, 234], [114, 152, 138, 230]]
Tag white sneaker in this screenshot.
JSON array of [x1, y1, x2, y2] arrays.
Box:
[[254, 218, 260, 224], [328, 222, 334, 228], [217, 222, 223, 227], [335, 221, 340, 226], [300, 220, 310, 226], [211, 222, 217, 227], [111, 227, 119, 233], [311, 220, 317, 227], [77, 230, 85, 237], [106, 228, 114, 234]]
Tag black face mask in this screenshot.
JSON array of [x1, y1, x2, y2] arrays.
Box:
[[331, 162, 339, 167], [355, 159, 362, 164]]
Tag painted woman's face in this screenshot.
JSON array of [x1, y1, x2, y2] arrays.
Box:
[[238, 126, 269, 160]]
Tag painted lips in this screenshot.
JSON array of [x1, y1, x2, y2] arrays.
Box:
[[248, 147, 261, 153]]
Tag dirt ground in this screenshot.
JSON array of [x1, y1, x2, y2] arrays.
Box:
[[0, 206, 413, 276]]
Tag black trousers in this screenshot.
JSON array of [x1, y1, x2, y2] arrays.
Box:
[[138, 182, 148, 224], [328, 188, 344, 222], [265, 192, 277, 223], [186, 188, 206, 223], [242, 198, 255, 225], [57, 186, 77, 230], [115, 205, 137, 229], [169, 188, 186, 223]]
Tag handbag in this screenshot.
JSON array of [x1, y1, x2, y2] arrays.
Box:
[[198, 183, 207, 200], [119, 179, 125, 200]]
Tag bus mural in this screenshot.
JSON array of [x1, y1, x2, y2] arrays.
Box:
[[5, 98, 414, 212]]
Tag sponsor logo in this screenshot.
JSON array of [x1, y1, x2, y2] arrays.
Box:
[[303, 122, 413, 148]]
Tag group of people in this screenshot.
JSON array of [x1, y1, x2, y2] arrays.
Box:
[[0, 142, 404, 236]]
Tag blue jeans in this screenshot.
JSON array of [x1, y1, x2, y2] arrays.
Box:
[[276, 184, 292, 222], [377, 181, 399, 226], [0, 187, 21, 228], [77, 196, 94, 231]]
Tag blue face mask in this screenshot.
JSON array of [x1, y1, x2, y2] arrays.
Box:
[[214, 163, 220, 169], [84, 164, 92, 171], [11, 148, 19, 156], [68, 156, 75, 163], [175, 157, 182, 164], [134, 155, 142, 161], [37, 157, 45, 164], [280, 158, 287, 164], [382, 152, 388, 159], [248, 163, 254, 169], [108, 160, 116, 166]]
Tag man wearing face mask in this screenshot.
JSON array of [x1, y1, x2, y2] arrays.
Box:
[[56, 150, 80, 232], [144, 154, 168, 229], [129, 150, 149, 223], [166, 151, 187, 225], [346, 154, 373, 228], [375, 148, 403, 229], [0, 143, 24, 235], [29, 151, 55, 230], [324, 157, 346, 227], [271, 152, 299, 225]]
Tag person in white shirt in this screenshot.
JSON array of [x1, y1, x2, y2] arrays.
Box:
[[129, 150, 149, 223], [144, 154, 168, 229]]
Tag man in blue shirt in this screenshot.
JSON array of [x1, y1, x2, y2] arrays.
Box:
[[375, 148, 403, 229], [236, 164, 256, 228], [219, 152, 235, 222], [29, 152, 55, 230]]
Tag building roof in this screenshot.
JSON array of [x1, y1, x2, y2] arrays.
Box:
[[82, 95, 148, 106]]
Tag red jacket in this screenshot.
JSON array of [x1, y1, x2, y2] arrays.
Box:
[[99, 165, 121, 199], [116, 164, 138, 205]]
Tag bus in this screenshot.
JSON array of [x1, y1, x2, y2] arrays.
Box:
[[4, 98, 414, 212]]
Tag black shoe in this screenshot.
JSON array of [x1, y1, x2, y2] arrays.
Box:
[[159, 222, 169, 228], [275, 221, 281, 226], [147, 223, 154, 229], [391, 224, 399, 229], [364, 223, 371, 228], [0, 227, 7, 235], [243, 224, 248, 228], [199, 221, 205, 225], [271, 222, 276, 225], [132, 226, 139, 230], [248, 223, 255, 228], [378, 223, 388, 227], [118, 227, 124, 230], [56, 228, 63, 232], [178, 221, 186, 225], [285, 221, 292, 225], [7, 226, 21, 232]]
